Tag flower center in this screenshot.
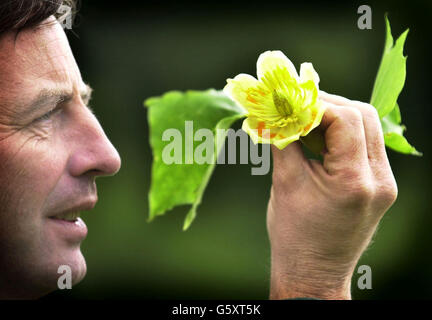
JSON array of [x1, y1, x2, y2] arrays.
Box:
[[272, 90, 294, 117]]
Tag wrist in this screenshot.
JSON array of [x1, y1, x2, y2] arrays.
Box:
[[269, 252, 354, 300]]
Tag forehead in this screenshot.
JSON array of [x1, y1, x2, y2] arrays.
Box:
[[0, 17, 82, 101]]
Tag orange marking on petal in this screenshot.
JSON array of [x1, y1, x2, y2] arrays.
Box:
[[270, 133, 277, 138], [257, 121, 266, 137], [303, 122, 313, 132], [279, 134, 286, 139], [311, 109, 317, 118], [303, 109, 317, 133], [247, 95, 257, 104]]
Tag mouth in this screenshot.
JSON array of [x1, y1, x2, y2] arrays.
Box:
[[47, 210, 90, 243], [45, 198, 97, 242], [49, 211, 82, 223]]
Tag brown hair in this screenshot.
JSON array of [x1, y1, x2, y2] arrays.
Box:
[[0, 0, 77, 36]]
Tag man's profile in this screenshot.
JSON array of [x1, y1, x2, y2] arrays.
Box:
[[0, 0, 121, 299]]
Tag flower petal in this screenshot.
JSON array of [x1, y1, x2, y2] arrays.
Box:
[[242, 117, 302, 150], [223, 73, 260, 113], [242, 117, 273, 144], [272, 123, 303, 149], [224, 73, 279, 120], [257, 50, 299, 82], [300, 62, 320, 87], [299, 80, 318, 110], [300, 100, 326, 136]]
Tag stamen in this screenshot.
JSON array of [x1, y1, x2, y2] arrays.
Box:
[[272, 90, 293, 117]]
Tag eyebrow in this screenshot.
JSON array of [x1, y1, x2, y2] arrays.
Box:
[[81, 84, 93, 106], [21, 84, 94, 119]]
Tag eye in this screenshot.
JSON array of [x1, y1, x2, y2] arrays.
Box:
[[34, 108, 59, 123]]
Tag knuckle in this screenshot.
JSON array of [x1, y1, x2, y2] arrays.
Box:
[[366, 104, 379, 119], [376, 178, 398, 207], [355, 102, 379, 119], [350, 180, 375, 205], [343, 108, 363, 128], [338, 169, 375, 205], [346, 107, 363, 120]]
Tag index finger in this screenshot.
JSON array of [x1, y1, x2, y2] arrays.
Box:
[[319, 101, 369, 175]]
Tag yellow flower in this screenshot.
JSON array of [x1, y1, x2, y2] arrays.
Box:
[[223, 50, 326, 150]]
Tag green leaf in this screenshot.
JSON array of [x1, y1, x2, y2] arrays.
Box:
[[387, 101, 401, 124], [370, 16, 421, 156], [381, 103, 421, 156], [144, 89, 246, 230], [381, 103, 404, 136], [370, 16, 408, 118], [384, 132, 422, 156]]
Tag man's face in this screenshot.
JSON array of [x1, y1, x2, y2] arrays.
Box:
[[0, 17, 121, 298]]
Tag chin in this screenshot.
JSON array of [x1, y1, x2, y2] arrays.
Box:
[[32, 247, 88, 297], [0, 248, 87, 299], [70, 249, 87, 285], [51, 246, 87, 285], [39, 215, 89, 291]]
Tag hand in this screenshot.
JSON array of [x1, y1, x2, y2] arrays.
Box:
[[267, 91, 398, 300]]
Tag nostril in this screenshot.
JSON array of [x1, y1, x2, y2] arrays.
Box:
[[86, 169, 104, 177]]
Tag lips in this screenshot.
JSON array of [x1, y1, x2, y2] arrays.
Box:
[[46, 199, 97, 242], [47, 197, 97, 220], [50, 211, 81, 222]]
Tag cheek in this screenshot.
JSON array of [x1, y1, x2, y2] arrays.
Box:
[[0, 133, 67, 216], [0, 133, 69, 280]]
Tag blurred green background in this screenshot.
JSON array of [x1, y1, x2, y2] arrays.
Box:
[[46, 0, 432, 299]]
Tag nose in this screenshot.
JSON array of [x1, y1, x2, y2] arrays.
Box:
[[67, 105, 122, 178]]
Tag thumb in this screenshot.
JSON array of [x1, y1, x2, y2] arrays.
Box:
[[271, 141, 307, 184]]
